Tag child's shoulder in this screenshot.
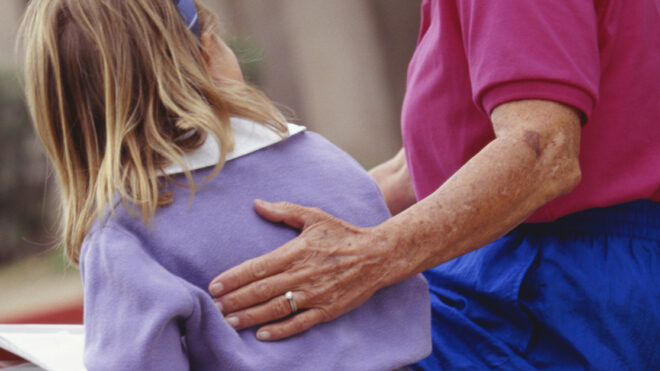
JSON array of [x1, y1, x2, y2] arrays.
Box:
[[79, 215, 145, 266], [249, 129, 370, 181]]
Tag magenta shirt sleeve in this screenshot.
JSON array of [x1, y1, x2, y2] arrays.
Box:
[[456, 0, 601, 120]]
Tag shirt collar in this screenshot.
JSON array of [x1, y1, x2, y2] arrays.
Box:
[[161, 117, 306, 175]]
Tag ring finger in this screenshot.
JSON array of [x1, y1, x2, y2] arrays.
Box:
[[223, 290, 306, 331], [215, 273, 301, 314]]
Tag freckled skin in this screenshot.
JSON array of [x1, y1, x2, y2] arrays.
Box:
[[210, 99, 583, 341], [380, 100, 582, 275]]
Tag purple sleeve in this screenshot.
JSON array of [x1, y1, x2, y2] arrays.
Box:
[[80, 227, 194, 371], [456, 0, 601, 120]]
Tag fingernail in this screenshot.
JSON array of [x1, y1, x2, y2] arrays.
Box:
[[210, 283, 224, 295], [226, 316, 239, 328], [214, 301, 223, 312], [257, 331, 271, 340]]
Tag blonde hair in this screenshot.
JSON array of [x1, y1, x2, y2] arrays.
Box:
[[19, 0, 287, 264]]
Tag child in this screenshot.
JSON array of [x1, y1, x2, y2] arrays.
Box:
[[20, 0, 431, 370]]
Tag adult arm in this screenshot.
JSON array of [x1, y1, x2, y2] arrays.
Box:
[[81, 228, 193, 370], [209, 99, 582, 341], [368, 148, 417, 215]]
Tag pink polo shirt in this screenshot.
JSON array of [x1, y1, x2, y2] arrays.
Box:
[[402, 0, 660, 222]]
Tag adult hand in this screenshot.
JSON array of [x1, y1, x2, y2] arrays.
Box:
[[208, 200, 396, 341], [208, 99, 581, 342]]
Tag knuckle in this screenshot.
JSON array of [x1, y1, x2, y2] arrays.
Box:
[[242, 311, 256, 326], [317, 307, 334, 322], [292, 319, 307, 334], [226, 295, 241, 311], [295, 290, 313, 305], [296, 238, 311, 251], [254, 281, 273, 299], [249, 259, 268, 279], [278, 201, 295, 210]]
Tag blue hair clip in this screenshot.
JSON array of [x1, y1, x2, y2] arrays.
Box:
[[175, 0, 201, 38]]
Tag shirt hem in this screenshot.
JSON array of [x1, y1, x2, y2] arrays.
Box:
[[479, 80, 596, 123]]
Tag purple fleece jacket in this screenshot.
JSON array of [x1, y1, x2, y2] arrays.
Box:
[[80, 131, 431, 370]]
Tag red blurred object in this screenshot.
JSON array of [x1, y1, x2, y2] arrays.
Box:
[[0, 350, 24, 362], [1, 301, 83, 325], [0, 300, 83, 361]]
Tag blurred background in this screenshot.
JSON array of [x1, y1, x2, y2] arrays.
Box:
[[0, 0, 420, 323]]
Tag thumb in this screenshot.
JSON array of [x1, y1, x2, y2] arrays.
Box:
[[254, 200, 329, 230]]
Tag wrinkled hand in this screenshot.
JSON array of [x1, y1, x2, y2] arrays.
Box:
[[208, 200, 392, 341]]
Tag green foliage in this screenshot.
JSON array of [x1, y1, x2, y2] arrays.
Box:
[[0, 69, 56, 264], [45, 246, 77, 272], [226, 37, 263, 86]]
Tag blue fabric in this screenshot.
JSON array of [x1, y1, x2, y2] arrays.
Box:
[[412, 200, 660, 370], [175, 0, 201, 38]]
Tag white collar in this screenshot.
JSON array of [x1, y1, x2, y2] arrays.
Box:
[[161, 117, 306, 175]]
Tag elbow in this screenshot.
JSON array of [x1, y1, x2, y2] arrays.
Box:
[[546, 157, 582, 199], [534, 125, 582, 199], [558, 159, 582, 196]]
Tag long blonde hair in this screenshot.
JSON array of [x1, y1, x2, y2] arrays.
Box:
[[19, 0, 287, 264]]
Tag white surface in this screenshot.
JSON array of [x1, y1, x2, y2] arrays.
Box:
[[161, 118, 306, 175], [0, 361, 43, 370], [0, 325, 85, 371]]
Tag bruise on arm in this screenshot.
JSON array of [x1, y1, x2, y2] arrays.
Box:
[[375, 99, 583, 283], [491, 99, 582, 162], [523, 130, 541, 157]]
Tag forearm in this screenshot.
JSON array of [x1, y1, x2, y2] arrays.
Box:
[[376, 100, 582, 285], [369, 148, 417, 215], [207, 100, 582, 341]]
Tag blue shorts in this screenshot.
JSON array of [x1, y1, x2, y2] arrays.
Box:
[[412, 200, 659, 370]]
